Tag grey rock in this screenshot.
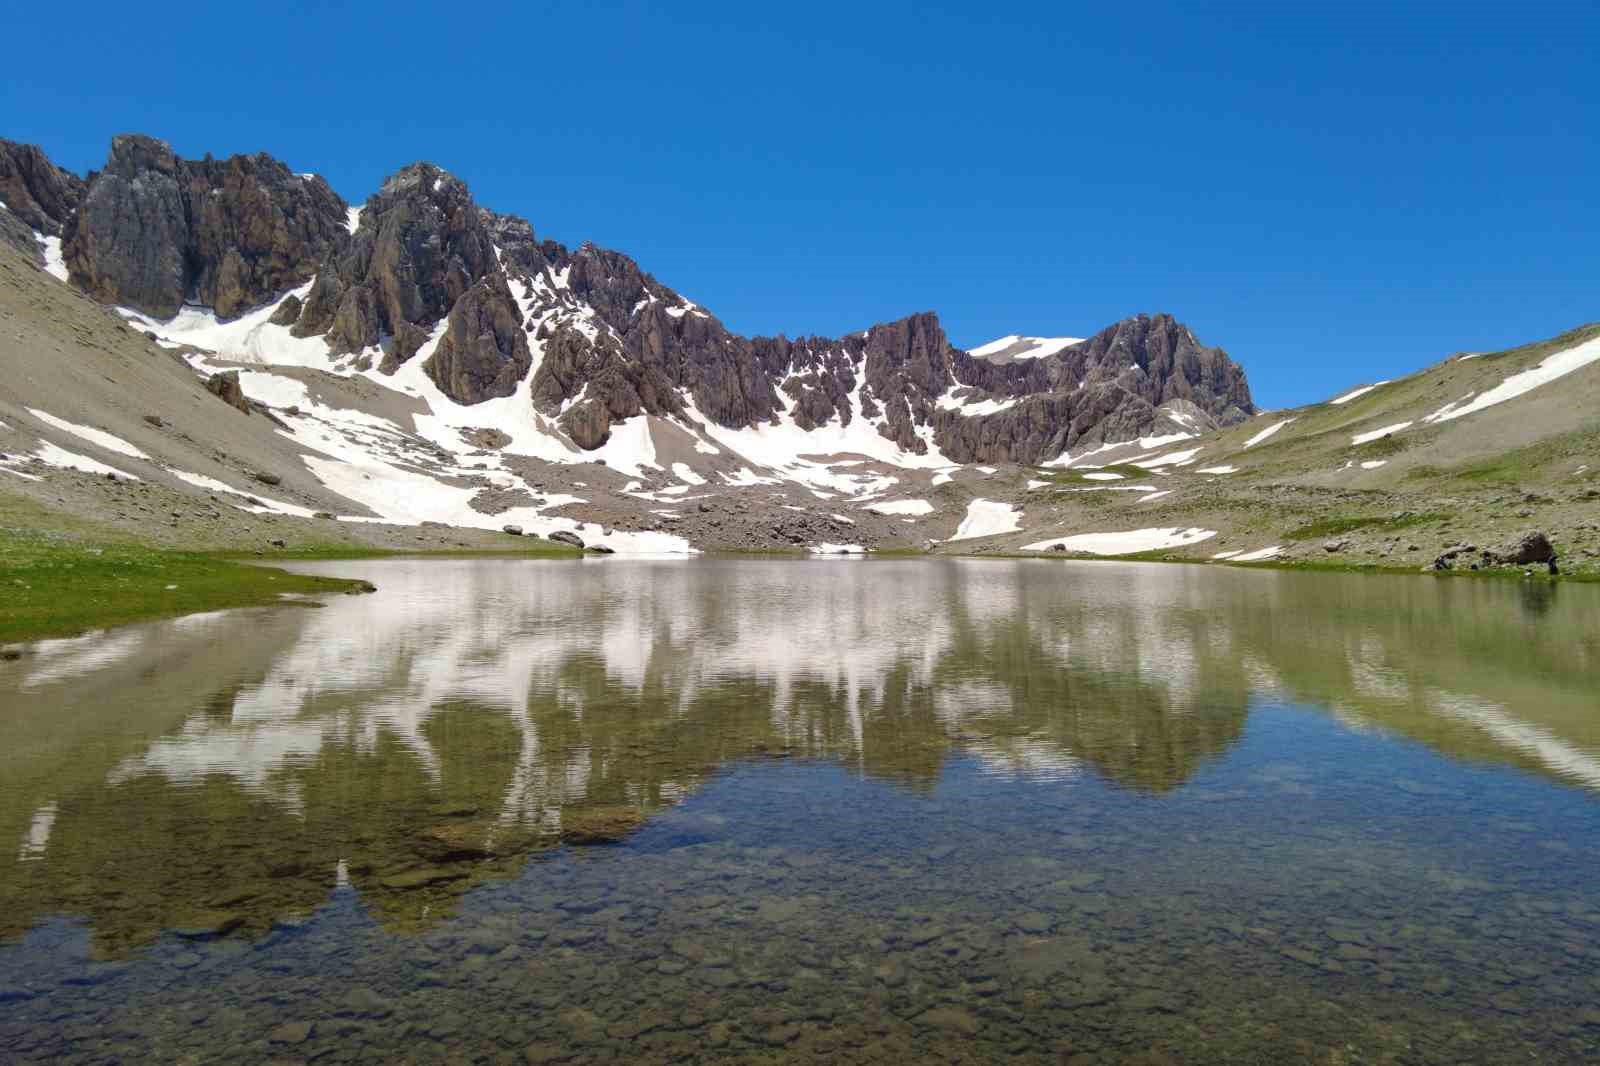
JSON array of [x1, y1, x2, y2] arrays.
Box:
[[548, 530, 584, 548]]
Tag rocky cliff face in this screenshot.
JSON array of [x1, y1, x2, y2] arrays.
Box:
[[58, 135, 348, 319], [12, 134, 1256, 463], [0, 139, 84, 237]]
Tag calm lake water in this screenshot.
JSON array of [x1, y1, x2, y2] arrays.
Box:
[[3, 558, 1599, 1064]]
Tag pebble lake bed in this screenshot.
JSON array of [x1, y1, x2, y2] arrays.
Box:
[[2, 557, 1598, 1063]]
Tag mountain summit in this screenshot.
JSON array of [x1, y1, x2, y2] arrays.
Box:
[[6, 134, 1253, 468]]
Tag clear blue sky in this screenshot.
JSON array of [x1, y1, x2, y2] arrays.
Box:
[[5, 2, 1596, 408]]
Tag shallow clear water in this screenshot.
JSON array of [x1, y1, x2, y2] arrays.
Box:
[[3, 558, 1599, 1063]]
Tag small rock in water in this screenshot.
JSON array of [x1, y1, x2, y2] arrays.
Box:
[[268, 1021, 314, 1045]]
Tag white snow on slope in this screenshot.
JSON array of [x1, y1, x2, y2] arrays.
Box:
[[166, 469, 318, 517], [1137, 490, 1172, 502], [1329, 381, 1390, 405], [935, 392, 1022, 417], [1243, 419, 1293, 448], [867, 498, 934, 516], [1082, 472, 1124, 481], [39, 236, 68, 282], [31, 441, 141, 480], [810, 543, 867, 555], [950, 499, 1022, 541], [968, 335, 1084, 361], [1023, 527, 1216, 555], [1350, 422, 1412, 446], [28, 409, 150, 460], [1360, 460, 1388, 470], [1045, 432, 1195, 469], [1232, 545, 1284, 561], [1423, 334, 1600, 424], [119, 286, 334, 368], [685, 368, 949, 497], [1196, 465, 1238, 475], [671, 462, 706, 486], [1134, 447, 1202, 468]]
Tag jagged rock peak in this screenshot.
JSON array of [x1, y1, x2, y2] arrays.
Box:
[[293, 157, 502, 370], [60, 134, 349, 318], [0, 138, 86, 236]]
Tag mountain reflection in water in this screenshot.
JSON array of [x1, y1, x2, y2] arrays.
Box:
[[1, 558, 1596, 960]]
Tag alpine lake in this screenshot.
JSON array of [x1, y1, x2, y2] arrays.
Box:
[[2, 557, 1598, 1064]]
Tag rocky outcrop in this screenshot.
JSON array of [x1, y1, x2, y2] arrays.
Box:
[[205, 370, 252, 414], [182, 152, 349, 318], [0, 140, 85, 236], [293, 163, 496, 362], [62, 135, 348, 319], [63, 136, 190, 316], [423, 273, 531, 403]]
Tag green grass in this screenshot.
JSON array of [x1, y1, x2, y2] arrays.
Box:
[[0, 487, 584, 641], [1283, 512, 1445, 541], [0, 536, 375, 643]]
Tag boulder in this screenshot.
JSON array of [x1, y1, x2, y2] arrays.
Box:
[[1487, 531, 1556, 566], [501, 524, 523, 536], [548, 530, 584, 548], [205, 371, 252, 414]]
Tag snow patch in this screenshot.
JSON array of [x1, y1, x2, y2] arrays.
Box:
[[866, 498, 934, 516], [950, 499, 1022, 541], [1196, 465, 1238, 475], [1082, 472, 1123, 481], [39, 235, 68, 282], [1423, 335, 1600, 424], [1023, 527, 1216, 555], [31, 441, 141, 480], [1243, 419, 1293, 448], [1134, 447, 1202, 468], [1329, 381, 1390, 405], [1233, 545, 1285, 562], [1350, 422, 1411, 446], [967, 335, 1084, 361], [28, 409, 149, 460]]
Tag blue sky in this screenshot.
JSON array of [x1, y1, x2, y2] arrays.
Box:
[[5, 2, 1596, 408]]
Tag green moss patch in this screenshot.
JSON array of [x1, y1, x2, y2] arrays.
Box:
[[1284, 512, 1445, 541]]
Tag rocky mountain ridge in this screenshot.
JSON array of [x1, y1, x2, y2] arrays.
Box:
[[2, 134, 1254, 466]]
